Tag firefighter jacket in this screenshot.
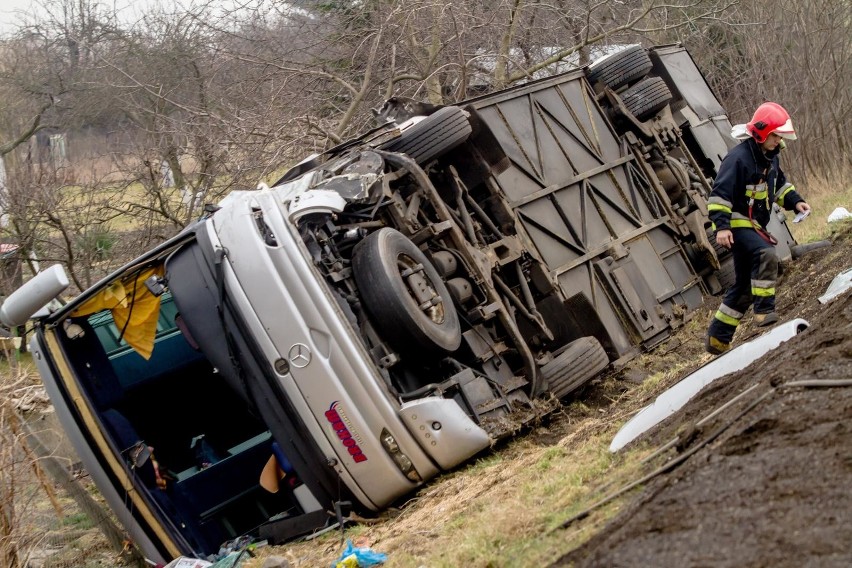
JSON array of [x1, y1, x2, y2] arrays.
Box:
[[708, 138, 804, 232]]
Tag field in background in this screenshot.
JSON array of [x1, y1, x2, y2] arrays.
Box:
[[789, 167, 852, 243]]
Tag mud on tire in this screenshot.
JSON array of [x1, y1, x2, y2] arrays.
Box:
[[542, 337, 609, 399], [714, 256, 737, 291]]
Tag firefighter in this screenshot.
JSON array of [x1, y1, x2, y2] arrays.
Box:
[[706, 102, 810, 355]]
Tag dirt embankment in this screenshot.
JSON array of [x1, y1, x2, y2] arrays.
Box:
[[556, 227, 852, 567]]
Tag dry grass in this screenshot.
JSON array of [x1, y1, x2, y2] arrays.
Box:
[[0, 361, 131, 568], [1, 366, 57, 568], [788, 167, 852, 243]]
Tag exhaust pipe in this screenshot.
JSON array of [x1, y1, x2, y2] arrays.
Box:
[[790, 240, 831, 259]]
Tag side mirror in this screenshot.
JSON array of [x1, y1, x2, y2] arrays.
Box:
[[128, 441, 151, 469], [0, 264, 70, 327]]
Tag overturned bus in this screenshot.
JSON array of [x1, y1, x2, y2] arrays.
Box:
[[2, 44, 797, 563]]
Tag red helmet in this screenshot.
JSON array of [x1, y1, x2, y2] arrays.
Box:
[[747, 102, 796, 142]]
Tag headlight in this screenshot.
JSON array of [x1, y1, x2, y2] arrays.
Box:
[[380, 428, 421, 482]]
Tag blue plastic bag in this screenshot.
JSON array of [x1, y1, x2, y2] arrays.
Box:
[[209, 551, 248, 568], [331, 539, 387, 567]]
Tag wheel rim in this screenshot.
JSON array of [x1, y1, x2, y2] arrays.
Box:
[[353, 227, 462, 353], [398, 254, 447, 325]]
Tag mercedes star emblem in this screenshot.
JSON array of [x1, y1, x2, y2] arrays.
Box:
[[288, 343, 312, 368]]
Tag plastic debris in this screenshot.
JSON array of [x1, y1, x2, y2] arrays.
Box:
[[332, 540, 387, 567], [819, 268, 852, 304], [216, 535, 253, 559], [827, 207, 852, 223], [336, 556, 359, 568], [610, 319, 809, 452], [209, 551, 250, 568], [163, 558, 213, 568]]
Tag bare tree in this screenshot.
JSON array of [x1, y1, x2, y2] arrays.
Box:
[[0, 372, 60, 568], [209, 0, 743, 150], [678, 0, 851, 180], [0, 0, 847, 292]]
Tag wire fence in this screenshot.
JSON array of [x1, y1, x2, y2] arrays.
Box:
[[1, 364, 143, 568]]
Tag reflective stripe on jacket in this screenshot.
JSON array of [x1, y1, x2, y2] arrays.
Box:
[[708, 138, 804, 232]]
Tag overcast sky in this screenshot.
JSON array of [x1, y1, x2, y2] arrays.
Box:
[[0, 1, 264, 34], [0, 0, 162, 33], [0, 0, 41, 31]]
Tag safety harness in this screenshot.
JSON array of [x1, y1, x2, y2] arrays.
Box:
[[745, 181, 778, 245], [742, 156, 798, 246]]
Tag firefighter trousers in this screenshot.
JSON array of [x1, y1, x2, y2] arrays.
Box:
[[707, 228, 779, 345]]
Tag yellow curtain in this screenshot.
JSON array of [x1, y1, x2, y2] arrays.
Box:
[[72, 265, 165, 360]]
